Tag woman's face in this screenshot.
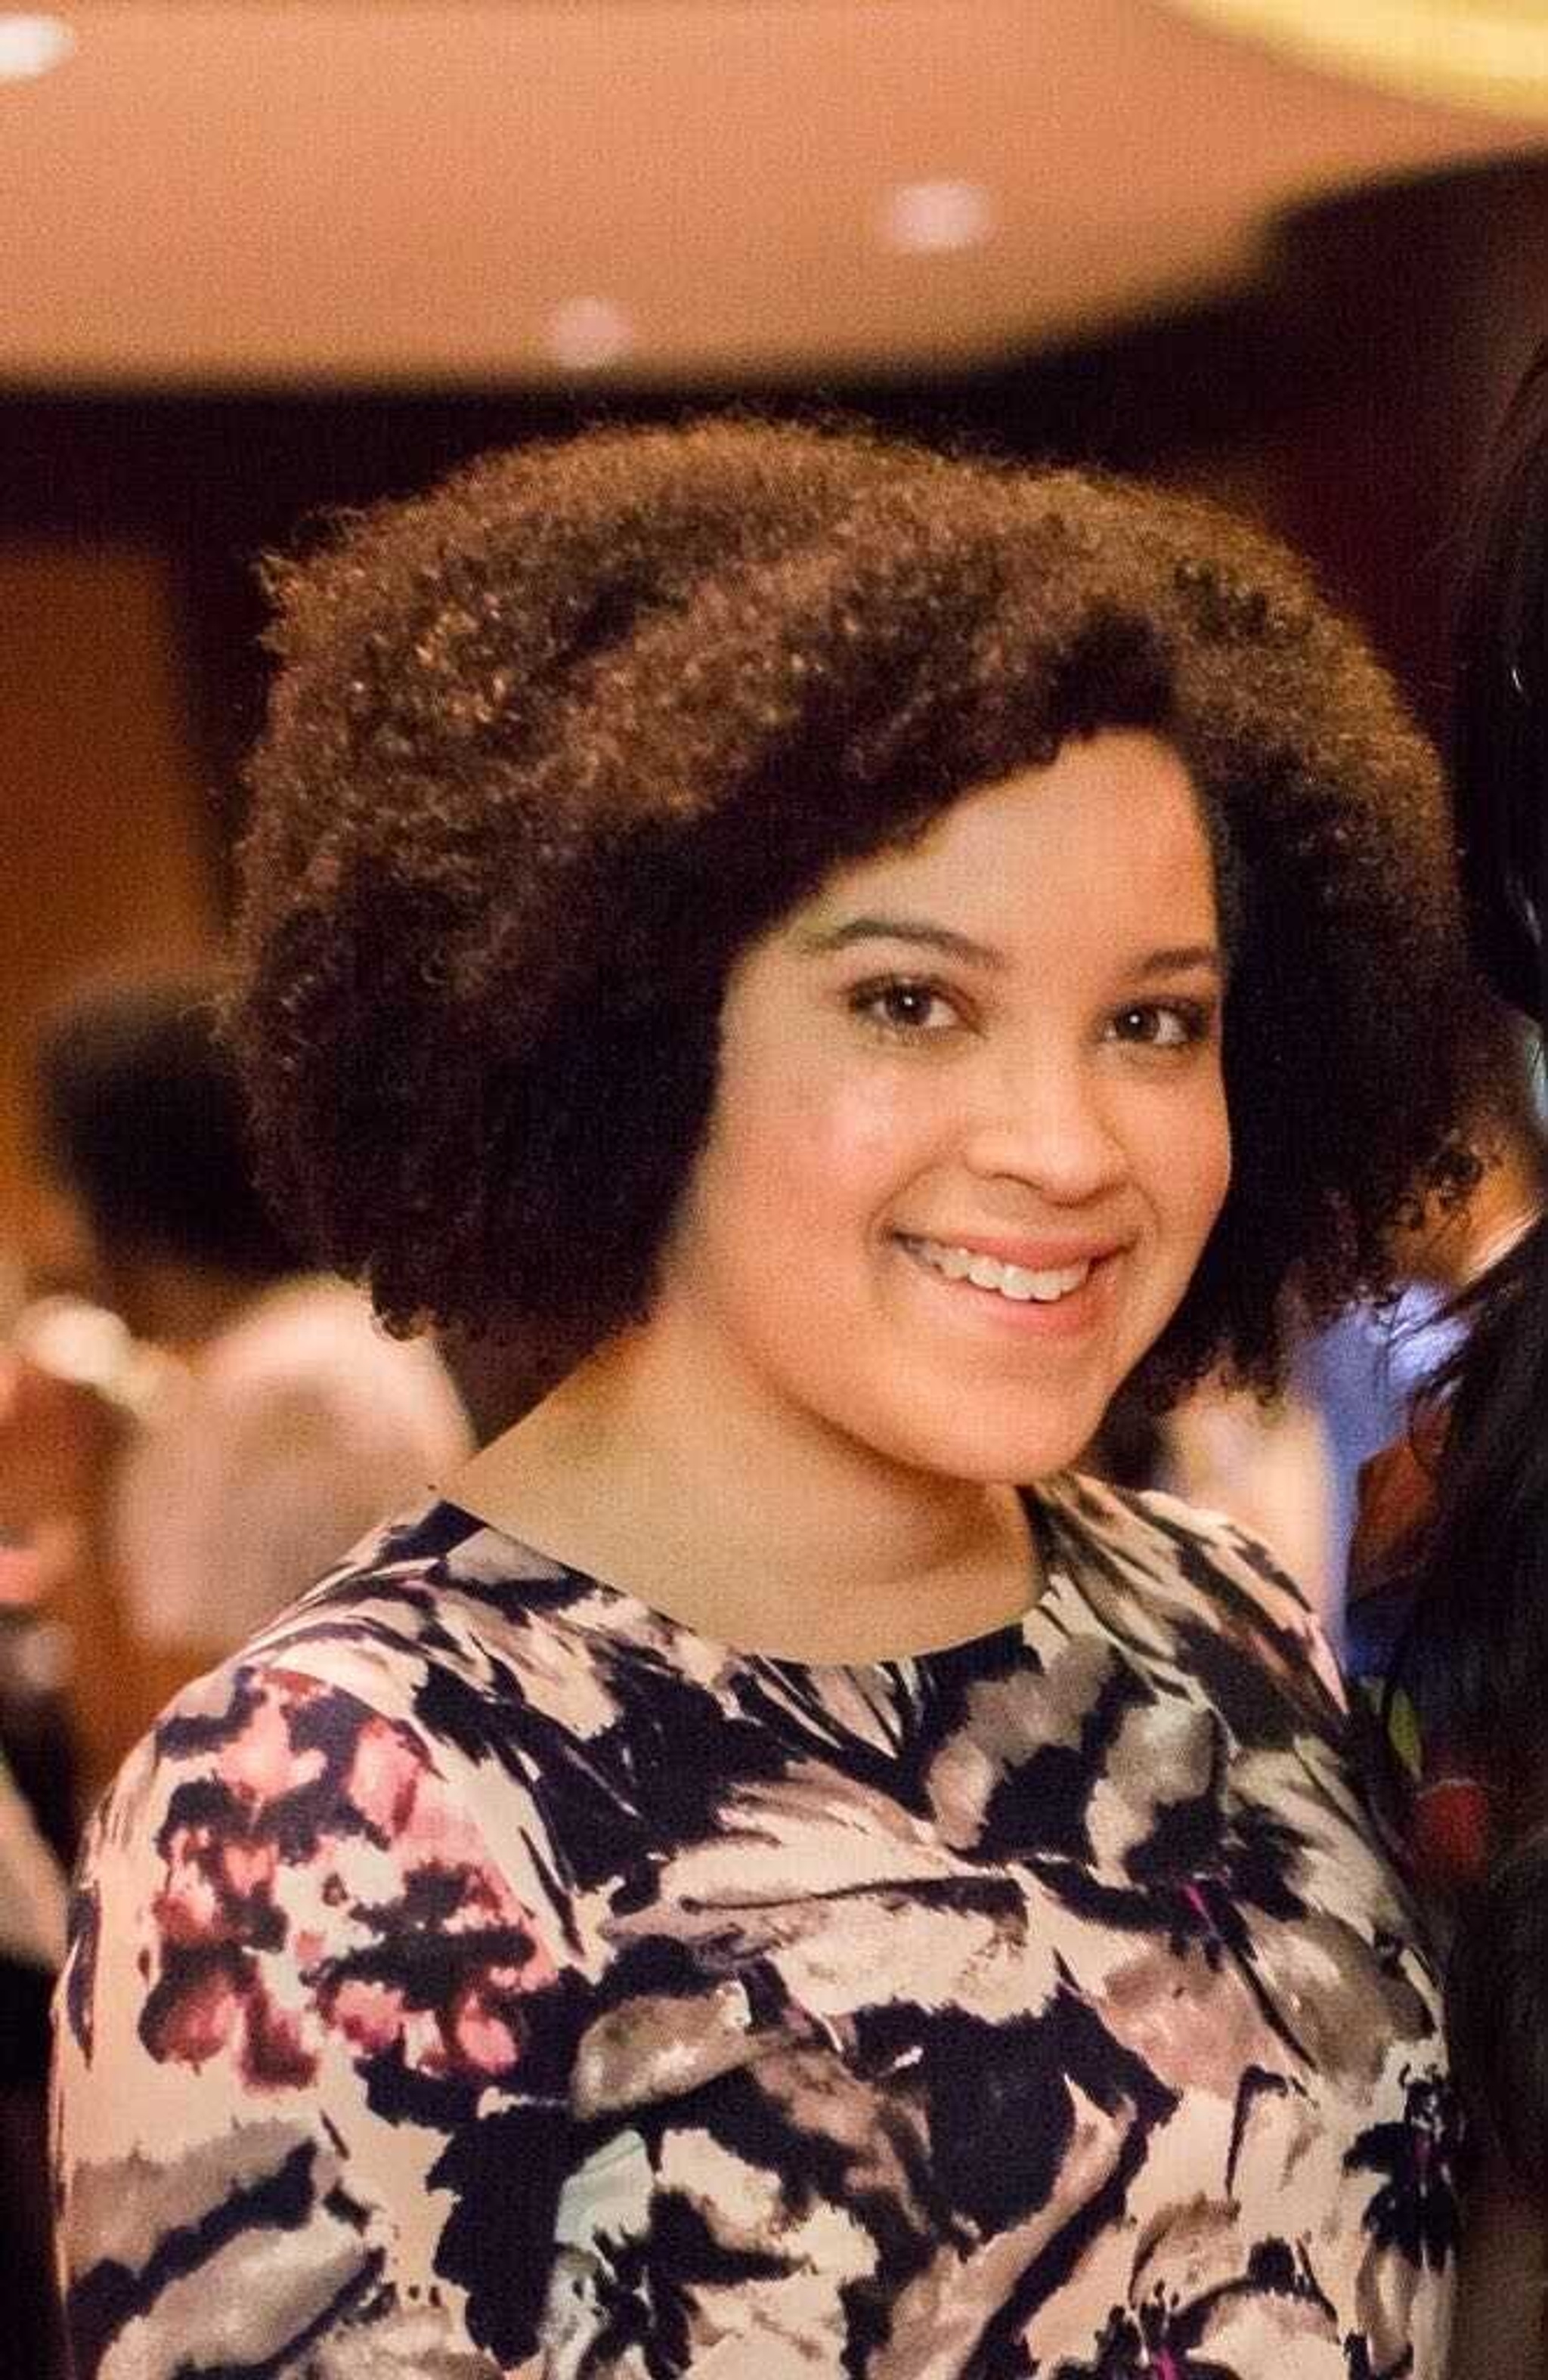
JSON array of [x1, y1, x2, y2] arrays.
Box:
[[652, 729, 1231, 1486]]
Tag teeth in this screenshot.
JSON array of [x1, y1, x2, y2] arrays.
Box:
[[910, 1239, 1092, 1303]]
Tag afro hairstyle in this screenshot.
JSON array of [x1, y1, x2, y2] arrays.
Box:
[[228, 416, 1486, 1398]]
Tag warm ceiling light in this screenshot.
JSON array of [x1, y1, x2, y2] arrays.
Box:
[[0, 13, 74, 82], [1158, 0, 1548, 119], [880, 180, 996, 255], [546, 296, 633, 370]]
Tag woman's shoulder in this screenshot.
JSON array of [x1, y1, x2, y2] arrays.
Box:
[[54, 1501, 608, 2378], [75, 1497, 649, 1964], [67, 1499, 596, 2020], [81, 1492, 709, 1959], [1045, 1466, 1324, 1606], [213, 1490, 659, 1738], [1039, 1470, 1347, 1724]]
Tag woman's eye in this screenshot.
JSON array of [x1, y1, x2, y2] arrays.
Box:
[[1107, 1001, 1207, 1050], [850, 978, 958, 1037]]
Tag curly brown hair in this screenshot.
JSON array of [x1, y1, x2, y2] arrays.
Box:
[[227, 416, 1483, 1399]]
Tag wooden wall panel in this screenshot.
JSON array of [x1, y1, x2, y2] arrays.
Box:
[[0, 542, 216, 1270]]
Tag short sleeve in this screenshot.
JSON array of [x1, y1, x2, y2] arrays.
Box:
[[53, 1660, 583, 2378]]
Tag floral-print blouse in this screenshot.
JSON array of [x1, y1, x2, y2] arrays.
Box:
[[52, 1476, 1457, 2378]]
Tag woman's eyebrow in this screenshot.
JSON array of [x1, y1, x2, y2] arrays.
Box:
[[794, 915, 1006, 968], [1131, 944, 1224, 980], [795, 922, 1223, 980]]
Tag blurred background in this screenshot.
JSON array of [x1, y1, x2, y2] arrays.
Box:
[[1, 9, 1546, 2365]]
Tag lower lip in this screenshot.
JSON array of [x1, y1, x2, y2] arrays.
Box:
[[896, 1241, 1117, 1339]]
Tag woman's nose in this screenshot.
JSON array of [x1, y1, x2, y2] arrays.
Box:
[[958, 1054, 1128, 1203]]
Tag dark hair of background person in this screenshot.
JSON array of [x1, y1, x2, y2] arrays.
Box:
[[1397, 345, 1548, 2192], [228, 415, 1488, 1402], [35, 974, 296, 1283]]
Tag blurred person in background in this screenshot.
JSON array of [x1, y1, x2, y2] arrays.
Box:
[[51, 420, 1492, 2378], [1344, 344, 1548, 2380], [1342, 1012, 1541, 1625], [1300, 1006, 1543, 1637], [0, 973, 470, 1800]]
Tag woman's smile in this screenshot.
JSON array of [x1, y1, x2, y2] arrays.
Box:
[[893, 1231, 1124, 1337]]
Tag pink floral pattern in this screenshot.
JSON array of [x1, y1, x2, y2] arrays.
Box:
[[134, 1672, 556, 2096]]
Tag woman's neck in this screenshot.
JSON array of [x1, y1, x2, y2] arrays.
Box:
[[450, 1320, 1040, 1664]]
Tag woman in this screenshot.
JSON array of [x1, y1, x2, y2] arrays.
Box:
[[54, 422, 1486, 2378]]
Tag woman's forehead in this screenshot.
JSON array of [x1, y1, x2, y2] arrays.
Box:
[[789, 732, 1217, 950]]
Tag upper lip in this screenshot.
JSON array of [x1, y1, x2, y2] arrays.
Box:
[[897, 1230, 1125, 1269]]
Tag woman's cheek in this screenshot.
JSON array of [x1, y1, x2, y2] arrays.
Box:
[[801, 1063, 933, 1175], [1187, 1085, 1233, 1235]]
